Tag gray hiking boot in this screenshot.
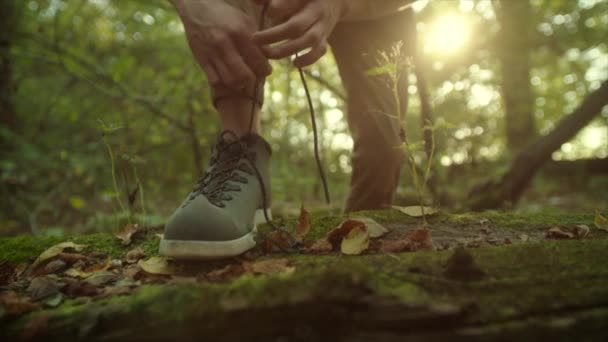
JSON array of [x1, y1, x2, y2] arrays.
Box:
[[159, 131, 271, 259]]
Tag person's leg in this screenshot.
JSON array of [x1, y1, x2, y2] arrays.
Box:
[[328, 10, 415, 213], [209, 0, 267, 137]]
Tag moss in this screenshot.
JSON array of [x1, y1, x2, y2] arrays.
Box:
[[0, 235, 63, 263]]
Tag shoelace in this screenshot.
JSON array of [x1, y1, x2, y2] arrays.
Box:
[[189, 131, 254, 208], [246, 2, 331, 250]]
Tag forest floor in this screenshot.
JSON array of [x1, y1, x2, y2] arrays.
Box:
[[1, 209, 608, 341]]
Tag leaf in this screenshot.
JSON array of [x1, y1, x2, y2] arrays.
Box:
[[114, 223, 139, 246], [32, 242, 87, 268], [0, 291, 38, 318], [594, 211, 608, 232], [545, 226, 574, 239], [243, 258, 295, 275], [407, 228, 434, 250], [309, 238, 333, 253], [392, 206, 439, 217], [137, 257, 173, 275], [295, 205, 311, 242], [261, 230, 292, 253], [327, 220, 366, 249], [27, 276, 65, 301], [64, 258, 112, 279], [573, 224, 590, 238], [206, 264, 245, 282], [85, 271, 118, 286], [124, 247, 146, 264], [350, 217, 389, 238], [340, 226, 370, 255]]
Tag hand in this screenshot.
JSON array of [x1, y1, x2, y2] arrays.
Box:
[[174, 0, 272, 87], [252, 0, 347, 67]]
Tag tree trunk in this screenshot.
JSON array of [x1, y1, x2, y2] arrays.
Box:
[[468, 80, 608, 210], [0, 0, 17, 134], [495, 0, 537, 154]]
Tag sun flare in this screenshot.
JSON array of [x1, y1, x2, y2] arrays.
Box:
[[427, 14, 470, 55]]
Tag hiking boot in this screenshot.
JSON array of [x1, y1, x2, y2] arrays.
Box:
[[159, 131, 272, 259]]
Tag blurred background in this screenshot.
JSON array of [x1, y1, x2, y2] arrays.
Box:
[[1, 0, 607, 237]]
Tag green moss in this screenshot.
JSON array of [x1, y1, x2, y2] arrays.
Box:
[[0, 235, 63, 263]]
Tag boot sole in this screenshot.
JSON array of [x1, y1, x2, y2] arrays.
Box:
[[159, 209, 270, 260]]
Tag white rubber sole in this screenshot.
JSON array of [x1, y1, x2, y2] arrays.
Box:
[[159, 209, 271, 260]]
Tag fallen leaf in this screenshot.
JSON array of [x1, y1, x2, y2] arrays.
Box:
[[65, 258, 112, 278], [206, 264, 245, 281], [124, 247, 146, 264], [62, 278, 99, 297], [594, 211, 608, 232], [340, 226, 370, 255], [85, 271, 118, 286], [545, 226, 574, 239], [519, 234, 530, 242], [0, 291, 38, 317], [114, 223, 139, 246], [44, 259, 67, 274], [308, 238, 333, 253], [43, 292, 64, 308], [351, 217, 389, 238], [573, 224, 590, 238], [392, 205, 439, 217], [27, 276, 65, 301], [295, 205, 311, 242], [243, 258, 295, 275], [138, 257, 173, 275], [122, 265, 143, 279], [327, 220, 365, 250], [32, 242, 87, 268], [261, 230, 292, 253], [407, 228, 434, 250]]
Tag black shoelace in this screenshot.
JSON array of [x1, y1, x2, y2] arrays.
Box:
[[246, 2, 330, 250], [188, 131, 255, 208]]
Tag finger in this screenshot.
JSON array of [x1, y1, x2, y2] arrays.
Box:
[[266, 0, 306, 22], [264, 24, 322, 59], [293, 40, 328, 68], [253, 6, 316, 45], [234, 35, 273, 77]]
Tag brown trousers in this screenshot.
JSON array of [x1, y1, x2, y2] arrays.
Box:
[[210, 4, 414, 212]]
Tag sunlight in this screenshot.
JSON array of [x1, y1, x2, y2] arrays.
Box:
[[427, 14, 470, 55]]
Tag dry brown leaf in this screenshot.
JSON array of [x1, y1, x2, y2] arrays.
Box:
[[340, 226, 370, 255], [243, 258, 295, 275], [124, 247, 146, 264], [573, 224, 590, 238], [327, 220, 365, 249], [206, 264, 245, 281], [308, 238, 333, 253], [545, 226, 574, 239], [594, 211, 608, 232], [295, 205, 311, 242], [32, 242, 87, 268], [0, 291, 39, 317], [350, 217, 389, 238], [114, 223, 139, 246], [137, 257, 173, 275], [407, 228, 434, 250], [62, 278, 99, 297], [27, 276, 65, 301], [64, 257, 112, 279], [392, 205, 439, 217], [261, 230, 292, 253]]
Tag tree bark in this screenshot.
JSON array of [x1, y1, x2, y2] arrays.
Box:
[[495, 0, 537, 154], [468, 80, 608, 210], [0, 0, 17, 133]]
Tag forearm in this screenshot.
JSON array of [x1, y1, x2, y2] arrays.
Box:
[[341, 0, 414, 21]]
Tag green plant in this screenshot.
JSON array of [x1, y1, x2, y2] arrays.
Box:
[[366, 42, 438, 226]]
